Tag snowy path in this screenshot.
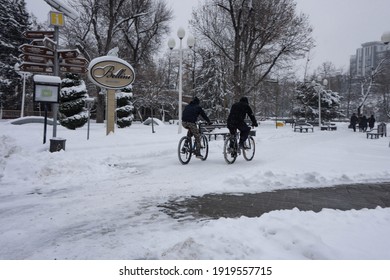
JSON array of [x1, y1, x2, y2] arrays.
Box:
[[1, 120, 390, 259]]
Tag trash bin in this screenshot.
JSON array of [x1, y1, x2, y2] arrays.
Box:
[[50, 138, 66, 153]]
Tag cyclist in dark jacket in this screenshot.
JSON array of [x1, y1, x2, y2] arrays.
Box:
[[227, 97, 258, 150], [182, 97, 211, 158]]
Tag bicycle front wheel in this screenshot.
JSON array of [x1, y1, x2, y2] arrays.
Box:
[[178, 136, 192, 164], [200, 135, 209, 161], [223, 135, 237, 164], [243, 136, 255, 161]]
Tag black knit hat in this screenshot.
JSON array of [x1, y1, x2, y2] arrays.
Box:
[[240, 97, 248, 104], [193, 97, 200, 104]]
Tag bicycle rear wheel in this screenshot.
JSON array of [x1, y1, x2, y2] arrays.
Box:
[[243, 136, 255, 161], [200, 135, 209, 161], [178, 136, 192, 164], [223, 135, 237, 164]]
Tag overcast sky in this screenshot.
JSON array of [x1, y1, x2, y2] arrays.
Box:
[[26, 0, 390, 77]]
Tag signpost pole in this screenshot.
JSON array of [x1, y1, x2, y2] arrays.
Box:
[[52, 26, 60, 137], [44, 103, 48, 144], [106, 89, 116, 135], [87, 109, 91, 140], [20, 72, 27, 117]]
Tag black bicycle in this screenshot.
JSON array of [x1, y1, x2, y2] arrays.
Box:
[[223, 131, 255, 164], [177, 123, 209, 164]]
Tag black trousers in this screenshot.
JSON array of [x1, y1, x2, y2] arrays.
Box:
[[228, 122, 250, 144]]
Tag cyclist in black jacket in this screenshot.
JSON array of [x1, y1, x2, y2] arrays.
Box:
[[182, 97, 211, 158], [227, 97, 258, 150]]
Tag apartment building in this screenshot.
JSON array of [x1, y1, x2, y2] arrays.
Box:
[[349, 41, 389, 77]]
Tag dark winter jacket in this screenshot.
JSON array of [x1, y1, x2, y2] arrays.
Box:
[[368, 115, 376, 128], [350, 114, 358, 125], [359, 116, 368, 128], [182, 98, 211, 124], [227, 97, 258, 127]]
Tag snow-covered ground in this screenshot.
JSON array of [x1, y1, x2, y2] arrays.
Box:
[[1, 119, 390, 260]]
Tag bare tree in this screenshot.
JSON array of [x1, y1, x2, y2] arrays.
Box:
[[64, 0, 173, 57], [375, 60, 390, 121], [314, 61, 337, 83], [357, 57, 389, 116], [62, 0, 173, 122], [119, 0, 172, 67], [191, 0, 314, 99]]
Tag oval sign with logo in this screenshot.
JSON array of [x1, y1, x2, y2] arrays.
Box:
[[88, 56, 135, 89]]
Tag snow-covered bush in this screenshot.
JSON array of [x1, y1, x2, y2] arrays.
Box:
[[59, 73, 88, 130], [116, 87, 134, 128]]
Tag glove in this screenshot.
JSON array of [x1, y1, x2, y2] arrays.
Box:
[[252, 122, 258, 127], [207, 122, 212, 125]]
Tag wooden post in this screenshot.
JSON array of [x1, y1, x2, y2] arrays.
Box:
[[106, 89, 116, 135]]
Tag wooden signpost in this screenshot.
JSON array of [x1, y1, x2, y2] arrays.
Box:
[[19, 62, 54, 73], [31, 39, 44, 46], [59, 65, 86, 74], [43, 37, 57, 51], [58, 49, 80, 59], [19, 54, 54, 65], [23, 31, 55, 39], [19, 44, 55, 57], [62, 57, 88, 66], [19, 32, 88, 75]]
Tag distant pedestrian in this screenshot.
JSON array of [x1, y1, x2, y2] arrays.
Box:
[[359, 115, 368, 132], [350, 113, 358, 132], [368, 115, 376, 130]]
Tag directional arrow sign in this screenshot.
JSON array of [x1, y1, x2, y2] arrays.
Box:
[[19, 54, 54, 64], [20, 62, 54, 73], [31, 39, 44, 46], [23, 31, 55, 40], [43, 37, 57, 51], [58, 49, 80, 59], [61, 57, 88, 67], [19, 44, 55, 57], [60, 65, 87, 74]]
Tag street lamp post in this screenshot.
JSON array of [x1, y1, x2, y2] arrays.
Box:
[[311, 76, 328, 129], [20, 72, 27, 118], [381, 31, 390, 44], [168, 28, 195, 134], [14, 64, 28, 118]]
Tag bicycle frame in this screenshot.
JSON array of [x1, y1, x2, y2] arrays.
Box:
[[223, 130, 255, 164], [178, 122, 209, 164]]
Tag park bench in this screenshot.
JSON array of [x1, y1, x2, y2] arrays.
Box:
[[366, 123, 387, 139], [10, 116, 57, 125], [200, 122, 257, 141], [200, 123, 230, 140], [293, 121, 314, 133], [284, 118, 295, 126], [321, 122, 337, 131]]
